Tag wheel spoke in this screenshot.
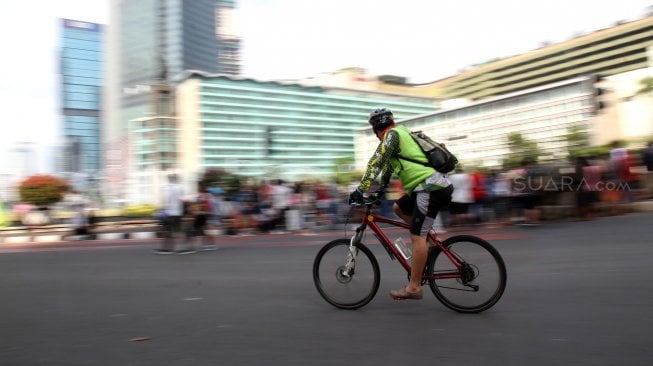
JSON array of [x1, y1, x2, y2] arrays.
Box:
[[427, 236, 506, 313], [313, 240, 380, 310]]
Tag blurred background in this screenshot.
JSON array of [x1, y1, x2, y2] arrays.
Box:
[[1, 0, 653, 232]]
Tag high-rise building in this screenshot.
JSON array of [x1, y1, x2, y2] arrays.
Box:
[[173, 72, 438, 178], [104, 0, 241, 144], [440, 15, 653, 100], [103, 0, 241, 204], [59, 19, 103, 173], [374, 14, 653, 100], [355, 76, 607, 169], [0, 142, 38, 202]]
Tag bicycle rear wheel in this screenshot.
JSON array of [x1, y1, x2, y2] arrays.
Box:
[[313, 239, 380, 310], [426, 235, 506, 313]]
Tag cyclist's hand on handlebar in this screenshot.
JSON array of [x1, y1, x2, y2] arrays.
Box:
[[348, 188, 364, 205]]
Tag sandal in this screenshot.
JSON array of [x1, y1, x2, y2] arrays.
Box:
[[390, 287, 423, 300]]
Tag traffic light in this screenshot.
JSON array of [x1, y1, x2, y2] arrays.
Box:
[[589, 74, 607, 113], [264, 126, 272, 157]]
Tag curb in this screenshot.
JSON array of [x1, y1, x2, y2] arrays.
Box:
[[4, 236, 32, 244], [0, 231, 157, 244]]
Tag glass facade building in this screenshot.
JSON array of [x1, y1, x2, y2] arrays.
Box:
[[107, 0, 240, 142], [356, 76, 598, 169], [60, 19, 103, 173], [106, 0, 242, 203], [175, 73, 439, 179]]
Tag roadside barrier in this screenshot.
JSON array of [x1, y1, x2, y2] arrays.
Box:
[[0, 220, 160, 243]]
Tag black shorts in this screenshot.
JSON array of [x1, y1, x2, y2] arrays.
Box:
[[162, 215, 182, 236], [194, 214, 208, 229], [191, 214, 209, 236], [396, 185, 453, 236]]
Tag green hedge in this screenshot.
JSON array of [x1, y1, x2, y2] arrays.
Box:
[[121, 204, 159, 217]]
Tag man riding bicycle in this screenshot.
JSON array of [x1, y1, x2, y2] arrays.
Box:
[[349, 108, 453, 300]]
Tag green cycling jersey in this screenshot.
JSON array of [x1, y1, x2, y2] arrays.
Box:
[[358, 125, 448, 195]]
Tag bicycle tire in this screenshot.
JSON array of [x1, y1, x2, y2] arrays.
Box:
[[426, 235, 507, 313], [313, 239, 380, 310]]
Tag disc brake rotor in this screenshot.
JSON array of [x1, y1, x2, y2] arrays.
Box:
[[336, 266, 353, 284]]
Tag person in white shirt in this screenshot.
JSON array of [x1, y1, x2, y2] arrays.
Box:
[[449, 170, 473, 226], [155, 174, 186, 254], [272, 180, 291, 226], [63, 189, 90, 239]]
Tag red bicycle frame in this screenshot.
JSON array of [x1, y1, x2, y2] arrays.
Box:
[[358, 211, 463, 281]]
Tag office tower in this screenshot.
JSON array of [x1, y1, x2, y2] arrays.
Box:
[[104, 0, 240, 145], [59, 19, 103, 173], [103, 0, 240, 204]]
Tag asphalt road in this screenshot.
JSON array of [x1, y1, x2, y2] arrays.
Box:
[[1, 213, 652, 366]]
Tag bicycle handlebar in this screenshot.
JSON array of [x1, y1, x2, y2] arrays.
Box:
[[349, 192, 382, 208]]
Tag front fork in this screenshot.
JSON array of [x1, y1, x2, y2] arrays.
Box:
[[342, 227, 365, 277]]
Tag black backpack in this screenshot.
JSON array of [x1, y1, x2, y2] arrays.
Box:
[[398, 130, 458, 173]]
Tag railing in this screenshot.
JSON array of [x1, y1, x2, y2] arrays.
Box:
[[0, 219, 162, 243]]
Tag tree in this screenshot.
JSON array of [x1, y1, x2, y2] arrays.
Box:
[[0, 201, 9, 227], [18, 175, 69, 206], [198, 168, 241, 197], [636, 76, 653, 95], [565, 123, 591, 159], [502, 133, 540, 168], [331, 157, 361, 186]]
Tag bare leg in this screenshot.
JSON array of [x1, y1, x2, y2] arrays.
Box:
[[392, 203, 425, 295], [407, 233, 427, 293], [393, 202, 410, 223]]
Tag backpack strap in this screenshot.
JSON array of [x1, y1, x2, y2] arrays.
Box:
[[397, 155, 430, 167], [394, 127, 431, 168]]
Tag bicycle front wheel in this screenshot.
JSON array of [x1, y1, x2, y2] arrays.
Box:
[[313, 239, 380, 310], [426, 235, 507, 313]]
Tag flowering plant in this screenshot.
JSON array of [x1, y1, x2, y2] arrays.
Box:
[[18, 175, 70, 206]]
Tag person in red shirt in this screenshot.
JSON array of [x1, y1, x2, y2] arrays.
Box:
[[187, 183, 217, 252], [470, 172, 487, 224]]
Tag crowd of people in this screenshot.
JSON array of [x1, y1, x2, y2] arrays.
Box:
[[153, 142, 653, 252], [444, 142, 653, 228], [154, 175, 348, 253], [6, 137, 650, 256]]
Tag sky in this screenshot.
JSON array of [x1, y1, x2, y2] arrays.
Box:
[[0, 0, 651, 173]]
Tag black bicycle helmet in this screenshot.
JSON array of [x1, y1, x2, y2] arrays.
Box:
[[368, 108, 394, 132]]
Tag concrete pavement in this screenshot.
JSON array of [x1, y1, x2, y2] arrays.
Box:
[[1, 211, 652, 365]]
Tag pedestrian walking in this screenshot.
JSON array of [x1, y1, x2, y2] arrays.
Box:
[[191, 183, 218, 251], [154, 174, 186, 254], [642, 141, 653, 199], [449, 168, 473, 227], [62, 189, 91, 240]]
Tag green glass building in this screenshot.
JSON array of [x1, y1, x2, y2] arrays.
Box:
[[176, 72, 438, 179]]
